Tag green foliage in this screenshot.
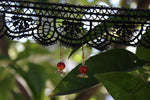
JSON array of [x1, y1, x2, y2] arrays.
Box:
[[0, 67, 15, 100], [68, 48, 80, 59], [12, 63, 47, 100], [95, 72, 150, 100], [51, 49, 146, 96], [136, 28, 150, 82], [136, 45, 150, 62], [12, 91, 26, 100], [136, 45, 150, 81], [41, 62, 63, 86], [16, 41, 50, 61]]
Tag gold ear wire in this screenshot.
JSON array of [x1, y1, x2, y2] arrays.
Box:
[[56, 42, 65, 75], [82, 45, 85, 65], [59, 42, 62, 61], [77, 45, 88, 78]]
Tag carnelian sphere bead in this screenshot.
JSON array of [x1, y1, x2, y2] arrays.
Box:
[[79, 65, 88, 74], [57, 62, 65, 70]]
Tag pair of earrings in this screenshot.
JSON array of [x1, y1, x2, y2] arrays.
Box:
[[56, 43, 88, 78]]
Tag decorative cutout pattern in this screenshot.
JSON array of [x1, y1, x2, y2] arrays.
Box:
[[0, 0, 150, 50]]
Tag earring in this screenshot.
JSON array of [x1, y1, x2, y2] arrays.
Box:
[[77, 45, 88, 78], [56, 42, 65, 75]]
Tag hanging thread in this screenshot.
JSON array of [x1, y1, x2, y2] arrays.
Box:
[[56, 41, 66, 75], [77, 45, 88, 78], [82, 45, 85, 65], [60, 42, 62, 61]]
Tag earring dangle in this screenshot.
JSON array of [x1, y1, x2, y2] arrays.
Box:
[[56, 42, 65, 75], [77, 45, 88, 78]]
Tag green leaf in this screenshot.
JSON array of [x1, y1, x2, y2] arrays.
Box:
[[136, 45, 150, 62], [12, 91, 26, 100], [0, 54, 10, 60], [136, 27, 150, 62], [95, 72, 141, 100], [76, 0, 111, 6], [23, 63, 47, 100], [134, 82, 150, 100], [0, 67, 15, 100], [95, 72, 150, 100], [16, 41, 50, 61], [68, 47, 80, 59], [51, 49, 146, 96], [0, 67, 15, 90], [0, 91, 10, 100], [0, 54, 10, 67], [136, 29, 150, 81], [41, 62, 63, 86], [138, 65, 150, 82], [12, 63, 47, 100]]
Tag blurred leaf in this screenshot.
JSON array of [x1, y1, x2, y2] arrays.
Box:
[[67, 0, 111, 5], [95, 72, 150, 100], [23, 63, 47, 100], [41, 62, 63, 86], [134, 82, 150, 100], [0, 54, 10, 60], [138, 65, 150, 81], [0, 54, 10, 66], [51, 49, 146, 96], [136, 45, 150, 62], [12, 63, 47, 100], [0, 91, 10, 100], [136, 30, 150, 81], [0, 67, 15, 100], [32, 0, 51, 3], [68, 47, 92, 60], [0, 67, 15, 90], [68, 47, 80, 59], [136, 27, 150, 62], [12, 91, 26, 100], [16, 41, 50, 61]]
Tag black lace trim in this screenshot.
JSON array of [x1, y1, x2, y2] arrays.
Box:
[[0, 0, 150, 50]]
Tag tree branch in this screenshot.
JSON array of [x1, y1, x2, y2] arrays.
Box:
[[137, 0, 150, 9]]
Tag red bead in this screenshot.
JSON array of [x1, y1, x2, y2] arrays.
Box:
[[79, 65, 88, 74], [57, 62, 65, 70]]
